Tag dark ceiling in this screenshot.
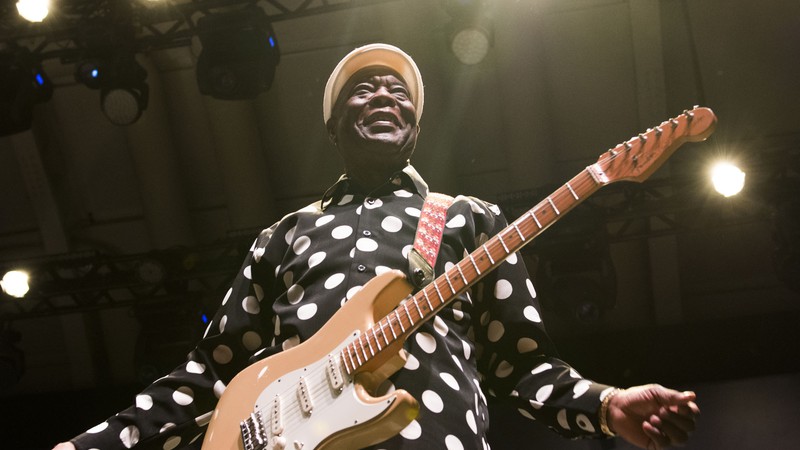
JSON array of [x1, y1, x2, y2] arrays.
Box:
[[1, 0, 799, 448]]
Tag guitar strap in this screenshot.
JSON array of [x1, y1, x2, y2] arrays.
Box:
[[408, 192, 454, 288]]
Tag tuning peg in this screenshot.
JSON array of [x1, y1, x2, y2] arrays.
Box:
[[655, 126, 663, 136], [638, 133, 647, 143], [670, 118, 679, 128], [683, 109, 694, 121], [624, 142, 632, 151]]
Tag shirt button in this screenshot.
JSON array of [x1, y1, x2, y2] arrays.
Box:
[[357, 265, 367, 272], [363, 230, 372, 237]]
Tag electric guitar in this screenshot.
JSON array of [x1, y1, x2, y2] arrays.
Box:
[[202, 107, 717, 450]]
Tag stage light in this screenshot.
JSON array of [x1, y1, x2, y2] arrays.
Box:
[[1, 270, 30, 298], [75, 55, 149, 125], [450, 21, 493, 65], [711, 162, 746, 197], [16, 0, 49, 23], [441, 0, 493, 65], [101, 85, 149, 126], [196, 6, 280, 100], [0, 55, 52, 136], [74, 59, 103, 90]]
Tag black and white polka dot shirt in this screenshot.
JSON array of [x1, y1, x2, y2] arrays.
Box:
[[72, 165, 614, 450]]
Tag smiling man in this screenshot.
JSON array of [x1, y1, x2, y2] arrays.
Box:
[[55, 43, 698, 450]]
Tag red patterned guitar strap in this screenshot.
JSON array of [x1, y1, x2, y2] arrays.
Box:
[[408, 192, 454, 288]]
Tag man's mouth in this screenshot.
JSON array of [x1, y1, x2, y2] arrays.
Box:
[[364, 111, 400, 127]]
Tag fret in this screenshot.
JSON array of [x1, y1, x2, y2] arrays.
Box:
[[483, 244, 495, 265], [346, 349, 356, 373], [445, 273, 456, 294], [386, 317, 398, 339], [378, 321, 390, 346], [433, 281, 444, 303], [456, 263, 468, 284], [394, 310, 406, 332], [566, 182, 579, 200], [423, 290, 434, 311], [528, 211, 542, 228], [513, 223, 525, 241], [370, 328, 382, 351], [403, 302, 414, 326], [353, 346, 363, 366], [342, 350, 353, 373], [359, 339, 370, 361], [468, 254, 482, 275], [413, 297, 424, 317], [365, 332, 376, 355], [497, 233, 510, 254], [547, 196, 560, 215]]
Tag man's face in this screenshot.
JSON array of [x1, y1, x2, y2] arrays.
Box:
[[327, 67, 419, 177]]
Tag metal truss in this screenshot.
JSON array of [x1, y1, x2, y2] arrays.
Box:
[[0, 233, 256, 321], [0, 0, 397, 63]]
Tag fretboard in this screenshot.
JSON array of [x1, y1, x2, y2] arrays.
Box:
[[339, 164, 607, 375]]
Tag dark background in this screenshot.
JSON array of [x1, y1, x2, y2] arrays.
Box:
[[1, 1, 799, 448]]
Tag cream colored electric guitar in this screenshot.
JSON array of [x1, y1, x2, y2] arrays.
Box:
[[202, 107, 717, 450]]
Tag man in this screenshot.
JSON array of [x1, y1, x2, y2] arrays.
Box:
[[55, 43, 698, 450]]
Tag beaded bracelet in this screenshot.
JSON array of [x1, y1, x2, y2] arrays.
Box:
[[599, 388, 623, 437]]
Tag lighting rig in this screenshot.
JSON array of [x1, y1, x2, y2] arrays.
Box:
[[0, 0, 397, 131]]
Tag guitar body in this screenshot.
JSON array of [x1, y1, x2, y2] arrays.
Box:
[[202, 270, 420, 450]]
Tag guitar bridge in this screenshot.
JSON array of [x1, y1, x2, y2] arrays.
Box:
[[240, 410, 268, 450]]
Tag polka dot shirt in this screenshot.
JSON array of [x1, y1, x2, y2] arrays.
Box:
[[71, 166, 614, 450]]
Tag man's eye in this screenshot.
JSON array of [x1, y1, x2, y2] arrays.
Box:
[[352, 84, 374, 96]]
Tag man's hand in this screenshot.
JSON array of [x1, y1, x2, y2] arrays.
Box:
[[608, 384, 699, 449], [52, 442, 76, 450]]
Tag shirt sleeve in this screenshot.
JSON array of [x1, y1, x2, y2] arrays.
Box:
[[458, 197, 614, 439], [71, 223, 289, 450]]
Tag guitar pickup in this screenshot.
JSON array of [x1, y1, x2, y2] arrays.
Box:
[[326, 354, 344, 392], [296, 377, 314, 415], [270, 394, 283, 436]]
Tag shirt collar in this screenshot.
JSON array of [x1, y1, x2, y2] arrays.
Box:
[[321, 164, 429, 210]]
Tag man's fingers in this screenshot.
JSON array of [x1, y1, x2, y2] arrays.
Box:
[[642, 420, 670, 449], [651, 413, 691, 445]]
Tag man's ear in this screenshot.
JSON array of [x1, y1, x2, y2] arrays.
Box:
[[326, 118, 337, 145]]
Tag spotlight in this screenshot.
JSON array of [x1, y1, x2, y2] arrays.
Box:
[[196, 6, 280, 100], [16, 0, 49, 23], [441, 0, 493, 65], [711, 161, 746, 197], [101, 84, 149, 126], [76, 55, 149, 125], [1, 270, 30, 298], [449, 19, 493, 65]]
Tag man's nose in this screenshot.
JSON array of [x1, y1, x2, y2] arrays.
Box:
[[368, 87, 397, 107]]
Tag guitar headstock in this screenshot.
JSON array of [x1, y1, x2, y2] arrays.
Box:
[[596, 106, 717, 184]]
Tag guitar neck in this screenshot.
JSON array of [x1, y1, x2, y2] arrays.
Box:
[[340, 166, 605, 374], [339, 106, 717, 374]]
